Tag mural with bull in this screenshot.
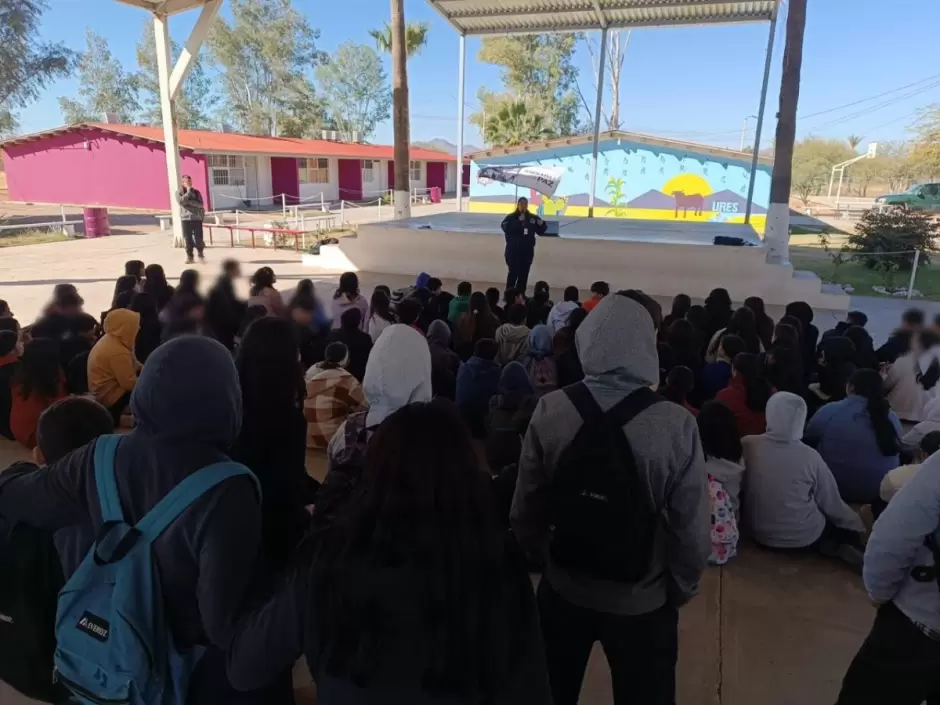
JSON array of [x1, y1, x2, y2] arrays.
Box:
[[468, 135, 772, 231]]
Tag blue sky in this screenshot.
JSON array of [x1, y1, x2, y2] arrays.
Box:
[[18, 0, 940, 151]]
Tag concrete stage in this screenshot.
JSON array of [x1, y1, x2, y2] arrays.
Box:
[[307, 212, 849, 309]]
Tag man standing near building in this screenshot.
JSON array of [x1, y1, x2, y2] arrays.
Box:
[[178, 175, 206, 264], [511, 290, 710, 705]]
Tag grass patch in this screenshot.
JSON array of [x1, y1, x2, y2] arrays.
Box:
[[791, 255, 940, 300], [0, 228, 71, 248]]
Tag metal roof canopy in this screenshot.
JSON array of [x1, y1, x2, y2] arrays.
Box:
[[428, 0, 777, 36], [114, 0, 213, 15], [112, 0, 222, 248], [436, 0, 781, 224]]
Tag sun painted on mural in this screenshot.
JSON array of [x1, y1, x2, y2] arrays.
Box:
[[468, 137, 772, 230]]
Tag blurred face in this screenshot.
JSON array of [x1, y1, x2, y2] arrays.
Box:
[[182, 176, 192, 189], [291, 308, 313, 327], [517, 198, 528, 213], [186, 304, 205, 322]]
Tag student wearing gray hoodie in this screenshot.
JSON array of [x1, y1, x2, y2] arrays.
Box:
[[836, 454, 940, 705], [511, 292, 710, 705], [742, 392, 865, 557]]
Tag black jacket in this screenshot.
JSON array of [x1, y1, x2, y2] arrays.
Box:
[[0, 337, 267, 703], [501, 210, 547, 253], [206, 276, 247, 351], [225, 538, 551, 705], [876, 330, 913, 365], [0, 356, 17, 440]]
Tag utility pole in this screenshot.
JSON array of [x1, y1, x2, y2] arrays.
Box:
[[390, 0, 411, 219]]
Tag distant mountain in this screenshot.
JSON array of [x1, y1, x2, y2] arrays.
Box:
[[412, 138, 482, 155], [628, 189, 676, 209]]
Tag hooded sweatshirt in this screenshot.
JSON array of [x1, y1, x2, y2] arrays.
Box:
[[547, 300, 580, 333], [327, 324, 433, 468], [456, 354, 501, 437], [330, 293, 370, 331], [426, 320, 460, 400], [742, 392, 864, 549], [511, 294, 710, 615], [88, 308, 141, 408], [864, 452, 940, 634], [902, 395, 940, 452], [304, 363, 367, 449], [0, 336, 263, 699], [803, 394, 902, 504], [495, 321, 530, 365], [486, 362, 536, 475]]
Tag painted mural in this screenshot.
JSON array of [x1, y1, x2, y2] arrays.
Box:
[[468, 138, 772, 231]]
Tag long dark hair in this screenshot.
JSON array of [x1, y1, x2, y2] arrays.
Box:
[[697, 401, 743, 462], [666, 319, 701, 368], [849, 368, 899, 456], [670, 294, 692, 320], [250, 267, 276, 297], [661, 365, 694, 407], [745, 296, 774, 348], [111, 275, 138, 309], [818, 337, 856, 399], [725, 307, 761, 354], [308, 400, 510, 697], [334, 271, 359, 300], [235, 317, 304, 433], [13, 338, 62, 400], [733, 352, 772, 413], [370, 290, 396, 324], [462, 292, 496, 340], [143, 264, 173, 310], [177, 269, 200, 296]]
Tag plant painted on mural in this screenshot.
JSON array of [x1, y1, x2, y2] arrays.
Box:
[[483, 101, 555, 147], [605, 176, 627, 216]]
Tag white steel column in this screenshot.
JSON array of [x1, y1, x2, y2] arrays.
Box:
[[169, 0, 221, 100], [587, 27, 608, 218], [154, 12, 184, 248], [456, 33, 467, 211], [744, 15, 777, 224]]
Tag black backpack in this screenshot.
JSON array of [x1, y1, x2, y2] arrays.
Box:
[[549, 383, 661, 583], [0, 521, 68, 702]]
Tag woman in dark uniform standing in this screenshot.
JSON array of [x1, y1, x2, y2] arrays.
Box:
[[501, 197, 547, 296]]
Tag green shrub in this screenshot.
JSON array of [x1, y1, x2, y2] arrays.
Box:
[[848, 208, 938, 270]]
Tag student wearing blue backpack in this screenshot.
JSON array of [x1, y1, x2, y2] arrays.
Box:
[[0, 336, 269, 705]]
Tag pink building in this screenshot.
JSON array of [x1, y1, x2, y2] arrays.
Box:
[[0, 123, 469, 211]]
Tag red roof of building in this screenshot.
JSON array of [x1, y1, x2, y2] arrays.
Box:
[[1, 122, 459, 162]]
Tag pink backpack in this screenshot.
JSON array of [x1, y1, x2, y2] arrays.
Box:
[[708, 475, 739, 565]]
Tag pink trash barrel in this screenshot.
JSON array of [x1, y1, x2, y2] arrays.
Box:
[[83, 208, 111, 238], [429, 186, 442, 203]]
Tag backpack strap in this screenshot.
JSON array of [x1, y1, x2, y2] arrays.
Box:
[[563, 382, 604, 425], [135, 462, 259, 542], [93, 435, 125, 524], [603, 387, 663, 429]]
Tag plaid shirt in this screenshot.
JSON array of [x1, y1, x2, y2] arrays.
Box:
[[304, 367, 368, 449]]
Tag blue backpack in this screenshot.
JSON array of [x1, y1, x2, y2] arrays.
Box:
[[53, 435, 258, 705]]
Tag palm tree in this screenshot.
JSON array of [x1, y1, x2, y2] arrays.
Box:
[[847, 134, 864, 151], [484, 101, 555, 147], [390, 0, 411, 218], [370, 21, 429, 58], [766, 0, 808, 264]]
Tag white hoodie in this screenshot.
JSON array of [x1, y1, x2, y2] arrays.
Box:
[[884, 351, 938, 422], [743, 392, 864, 548], [547, 300, 580, 333], [901, 395, 940, 452]]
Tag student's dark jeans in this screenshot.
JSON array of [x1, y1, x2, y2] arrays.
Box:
[[107, 391, 133, 425], [505, 247, 533, 295], [537, 580, 678, 705], [182, 220, 205, 258], [836, 602, 940, 705]]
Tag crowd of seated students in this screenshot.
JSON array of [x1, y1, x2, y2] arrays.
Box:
[[5, 269, 940, 705]]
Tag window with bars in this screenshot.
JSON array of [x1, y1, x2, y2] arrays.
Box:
[[410, 160, 421, 182], [209, 154, 246, 187], [362, 159, 378, 183], [299, 157, 329, 184]]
